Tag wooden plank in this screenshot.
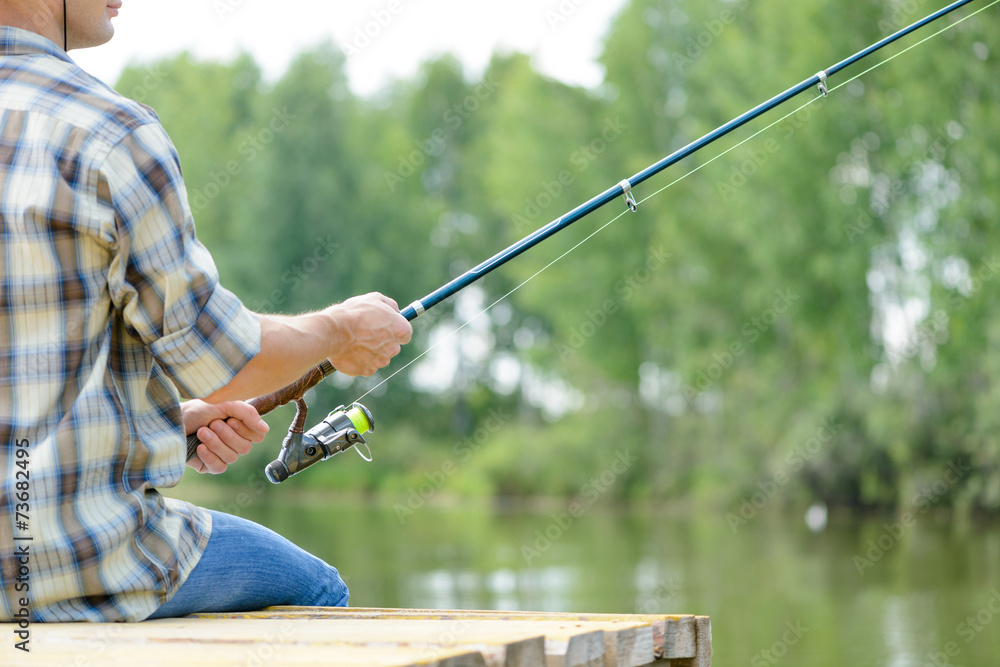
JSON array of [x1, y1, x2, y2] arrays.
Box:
[[693, 616, 712, 667], [247, 608, 692, 655], [223, 617, 614, 667], [1, 609, 711, 667], [659, 616, 696, 659], [328, 609, 703, 667], [1, 618, 611, 667], [199, 612, 654, 667], [639, 616, 712, 667], [1, 630, 488, 667], [211, 608, 672, 665], [13, 642, 487, 667], [541, 628, 603, 667], [267, 607, 698, 626], [602, 622, 655, 667], [163, 618, 550, 667], [495, 637, 546, 667], [3, 618, 542, 667]]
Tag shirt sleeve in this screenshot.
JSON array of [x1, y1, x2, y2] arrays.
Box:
[[102, 122, 260, 399]]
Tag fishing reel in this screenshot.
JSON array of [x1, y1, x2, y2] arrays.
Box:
[[264, 401, 375, 484]]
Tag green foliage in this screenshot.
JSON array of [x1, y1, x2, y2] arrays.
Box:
[[135, 0, 1000, 516]]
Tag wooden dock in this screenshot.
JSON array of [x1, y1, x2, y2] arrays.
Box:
[[2, 607, 711, 666]]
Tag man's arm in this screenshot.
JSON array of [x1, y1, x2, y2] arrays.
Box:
[[204, 292, 413, 405]]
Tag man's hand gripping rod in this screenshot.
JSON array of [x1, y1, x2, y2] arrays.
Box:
[[185, 360, 375, 484], [185, 307, 421, 483]]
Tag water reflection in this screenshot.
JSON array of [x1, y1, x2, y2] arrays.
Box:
[[409, 566, 577, 611], [632, 557, 686, 614], [882, 595, 932, 667], [219, 499, 1000, 667]]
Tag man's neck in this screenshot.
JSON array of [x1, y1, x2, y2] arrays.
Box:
[[0, 5, 64, 49]]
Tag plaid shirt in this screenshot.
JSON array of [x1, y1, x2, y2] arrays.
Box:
[[0, 28, 260, 621]]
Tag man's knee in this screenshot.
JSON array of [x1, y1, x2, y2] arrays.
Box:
[[310, 566, 349, 607]]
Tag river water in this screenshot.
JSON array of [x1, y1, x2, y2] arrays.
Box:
[[231, 498, 999, 666]]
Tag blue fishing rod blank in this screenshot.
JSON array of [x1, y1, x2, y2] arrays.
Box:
[[400, 0, 978, 322]]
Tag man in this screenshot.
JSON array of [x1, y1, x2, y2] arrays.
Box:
[[0, 0, 413, 621]]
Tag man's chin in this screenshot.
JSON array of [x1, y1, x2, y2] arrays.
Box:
[[72, 26, 116, 51]]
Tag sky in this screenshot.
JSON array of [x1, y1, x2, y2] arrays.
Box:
[[73, 0, 630, 96]]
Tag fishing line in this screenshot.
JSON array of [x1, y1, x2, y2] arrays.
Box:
[[350, 0, 994, 406], [827, 0, 998, 94], [352, 206, 636, 405], [351, 93, 825, 404], [638, 0, 998, 206], [356, 96, 840, 403]]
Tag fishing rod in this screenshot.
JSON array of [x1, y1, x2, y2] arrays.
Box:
[[185, 0, 985, 483]]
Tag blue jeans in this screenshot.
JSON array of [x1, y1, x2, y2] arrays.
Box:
[[147, 510, 349, 619]]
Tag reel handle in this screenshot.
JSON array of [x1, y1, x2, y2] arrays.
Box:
[[185, 360, 335, 461]]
